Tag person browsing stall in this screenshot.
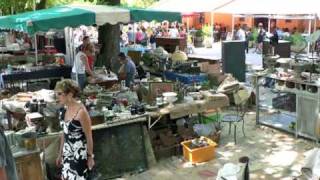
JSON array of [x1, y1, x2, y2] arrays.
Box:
[[72, 46, 95, 90], [118, 52, 136, 87], [55, 79, 95, 180], [78, 36, 90, 52], [0, 126, 18, 180]]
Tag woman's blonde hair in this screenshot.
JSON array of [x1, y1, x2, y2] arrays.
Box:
[[55, 79, 80, 98], [84, 43, 95, 54]]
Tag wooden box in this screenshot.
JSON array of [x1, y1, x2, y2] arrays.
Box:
[[15, 151, 44, 180]]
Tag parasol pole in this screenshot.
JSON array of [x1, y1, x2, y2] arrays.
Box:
[[34, 33, 38, 65]]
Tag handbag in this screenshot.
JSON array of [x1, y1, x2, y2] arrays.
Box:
[[86, 167, 102, 180]]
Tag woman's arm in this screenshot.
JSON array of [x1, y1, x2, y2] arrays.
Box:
[[78, 107, 94, 158], [80, 55, 94, 76], [55, 133, 64, 167]]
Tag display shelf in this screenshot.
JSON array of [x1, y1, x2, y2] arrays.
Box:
[[254, 73, 320, 143]]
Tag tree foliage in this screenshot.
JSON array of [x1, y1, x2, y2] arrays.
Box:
[[0, 0, 158, 15], [0, 0, 98, 15], [0, 0, 34, 15], [121, 0, 158, 8]]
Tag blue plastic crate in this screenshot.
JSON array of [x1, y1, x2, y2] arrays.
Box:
[[164, 71, 208, 84]]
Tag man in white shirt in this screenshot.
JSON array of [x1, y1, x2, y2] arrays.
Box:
[[235, 24, 246, 41], [169, 25, 179, 38]]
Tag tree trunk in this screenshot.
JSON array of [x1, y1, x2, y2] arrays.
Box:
[[36, 0, 47, 10], [96, 0, 121, 72]]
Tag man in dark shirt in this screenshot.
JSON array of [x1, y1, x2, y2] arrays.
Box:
[[0, 127, 18, 180]]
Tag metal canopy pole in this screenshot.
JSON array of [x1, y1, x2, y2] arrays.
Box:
[[308, 18, 312, 53], [268, 15, 271, 33], [70, 27, 79, 84], [211, 11, 214, 44], [231, 14, 234, 39], [314, 15, 317, 32]]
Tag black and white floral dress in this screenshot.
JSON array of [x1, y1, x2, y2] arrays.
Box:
[[59, 108, 88, 180]]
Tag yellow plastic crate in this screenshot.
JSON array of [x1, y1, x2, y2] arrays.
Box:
[[181, 137, 217, 163]]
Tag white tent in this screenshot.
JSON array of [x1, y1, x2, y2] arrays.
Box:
[[214, 0, 320, 52], [150, 0, 234, 41], [150, 0, 234, 13], [214, 0, 320, 15], [70, 4, 130, 26]]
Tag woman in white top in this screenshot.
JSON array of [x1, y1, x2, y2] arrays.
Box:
[[72, 46, 94, 90]]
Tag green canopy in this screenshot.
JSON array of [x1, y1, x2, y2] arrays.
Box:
[[0, 5, 180, 34], [0, 5, 130, 34], [126, 7, 182, 22]]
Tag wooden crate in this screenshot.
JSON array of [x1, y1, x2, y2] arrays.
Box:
[[15, 151, 44, 180]]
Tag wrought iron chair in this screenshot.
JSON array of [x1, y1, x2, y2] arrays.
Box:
[[221, 88, 250, 144]]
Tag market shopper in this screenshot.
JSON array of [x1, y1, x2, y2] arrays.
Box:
[[235, 24, 246, 41], [78, 36, 95, 71], [85, 43, 95, 71], [127, 27, 135, 44], [135, 28, 144, 44], [256, 22, 266, 53], [78, 36, 90, 52], [72, 45, 95, 90], [245, 28, 252, 53], [118, 52, 136, 87], [55, 79, 95, 180], [0, 126, 19, 180]]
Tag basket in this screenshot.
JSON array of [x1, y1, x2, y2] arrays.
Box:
[[208, 131, 221, 145], [181, 137, 217, 163]]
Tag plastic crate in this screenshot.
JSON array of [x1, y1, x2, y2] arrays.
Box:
[[164, 71, 208, 84], [181, 137, 217, 163]]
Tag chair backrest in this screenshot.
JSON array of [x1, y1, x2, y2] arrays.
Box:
[[233, 89, 250, 105], [233, 88, 250, 118]]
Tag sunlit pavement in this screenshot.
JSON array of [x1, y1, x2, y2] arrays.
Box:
[[123, 111, 314, 180]]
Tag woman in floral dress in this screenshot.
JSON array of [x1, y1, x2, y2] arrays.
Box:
[[55, 79, 95, 180]]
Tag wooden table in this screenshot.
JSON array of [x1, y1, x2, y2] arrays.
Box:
[[147, 93, 229, 129], [87, 72, 118, 89], [37, 115, 150, 180]]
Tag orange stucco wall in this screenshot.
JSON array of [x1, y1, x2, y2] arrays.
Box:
[[183, 12, 320, 33]]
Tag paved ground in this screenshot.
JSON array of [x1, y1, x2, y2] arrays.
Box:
[[192, 43, 263, 69], [123, 111, 316, 180]]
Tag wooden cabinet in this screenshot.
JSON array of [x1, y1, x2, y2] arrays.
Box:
[[155, 37, 187, 53], [15, 151, 44, 180]]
